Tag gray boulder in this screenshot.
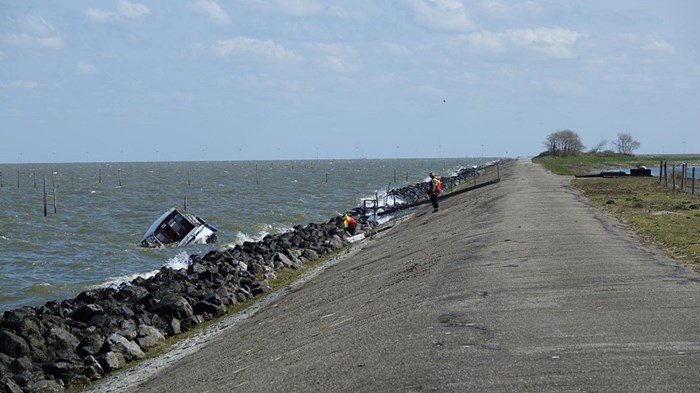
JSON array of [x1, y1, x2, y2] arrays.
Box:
[[149, 295, 194, 320], [135, 325, 165, 349], [95, 351, 125, 373], [104, 334, 145, 362], [0, 329, 30, 358]]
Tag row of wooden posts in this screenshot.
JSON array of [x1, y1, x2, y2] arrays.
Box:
[[659, 161, 697, 195], [3, 167, 393, 188], [2, 167, 421, 217]]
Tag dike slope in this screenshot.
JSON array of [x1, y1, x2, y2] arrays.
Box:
[[95, 158, 700, 393]]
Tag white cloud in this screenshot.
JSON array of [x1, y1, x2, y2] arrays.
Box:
[[0, 33, 62, 50], [314, 43, 356, 58], [188, 0, 231, 24], [175, 92, 194, 101], [0, 16, 63, 50], [451, 27, 584, 58], [277, 0, 324, 16], [116, 0, 150, 18], [11, 81, 39, 89], [326, 5, 364, 19], [319, 56, 359, 72], [76, 62, 97, 76], [383, 42, 411, 56], [213, 38, 301, 62], [406, 0, 476, 32], [546, 79, 586, 96], [464, 31, 504, 53], [85, 0, 150, 22], [463, 71, 478, 82], [249, 0, 357, 18], [84, 9, 113, 23], [501, 27, 587, 58], [646, 38, 676, 55], [480, 0, 542, 19], [249, 0, 323, 16], [314, 43, 359, 72]]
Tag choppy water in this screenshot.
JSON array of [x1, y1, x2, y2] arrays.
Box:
[[0, 158, 495, 311]]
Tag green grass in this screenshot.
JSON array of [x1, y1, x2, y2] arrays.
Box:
[[572, 176, 700, 270], [534, 153, 700, 271], [533, 152, 700, 176]]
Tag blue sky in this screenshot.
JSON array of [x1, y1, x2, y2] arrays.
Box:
[[1, 0, 698, 163]]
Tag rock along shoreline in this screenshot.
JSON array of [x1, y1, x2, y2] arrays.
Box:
[[0, 162, 498, 393]]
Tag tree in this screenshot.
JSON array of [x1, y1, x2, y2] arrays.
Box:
[[588, 139, 607, 153], [543, 129, 584, 156], [613, 133, 640, 155]]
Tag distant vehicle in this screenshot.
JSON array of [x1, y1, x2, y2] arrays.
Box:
[[139, 208, 217, 248]]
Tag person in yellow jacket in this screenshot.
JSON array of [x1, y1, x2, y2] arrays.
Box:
[[427, 172, 442, 212], [342, 214, 357, 236]]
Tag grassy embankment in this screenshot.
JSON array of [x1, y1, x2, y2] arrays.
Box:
[[533, 153, 700, 270]]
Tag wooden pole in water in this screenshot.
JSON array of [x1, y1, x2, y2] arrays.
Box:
[[17, 171, 20, 188], [394, 169, 397, 183], [255, 164, 259, 184], [326, 173, 328, 183], [43, 174, 47, 217], [51, 171, 57, 214], [118, 169, 122, 187], [184, 195, 188, 211], [0, 171, 3, 187], [187, 171, 191, 186], [33, 170, 37, 188], [99, 168, 102, 184]]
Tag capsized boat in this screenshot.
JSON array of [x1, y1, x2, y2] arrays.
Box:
[[139, 208, 217, 247]]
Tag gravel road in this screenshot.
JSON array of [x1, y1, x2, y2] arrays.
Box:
[[89, 157, 700, 393]]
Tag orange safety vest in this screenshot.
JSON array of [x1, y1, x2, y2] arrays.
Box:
[[432, 176, 442, 193], [343, 215, 357, 228]]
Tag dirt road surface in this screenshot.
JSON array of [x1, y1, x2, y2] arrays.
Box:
[[89, 158, 700, 393]]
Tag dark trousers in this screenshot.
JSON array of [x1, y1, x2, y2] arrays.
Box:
[[430, 193, 439, 210]]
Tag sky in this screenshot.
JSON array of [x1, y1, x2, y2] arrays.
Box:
[[1, 0, 698, 163]]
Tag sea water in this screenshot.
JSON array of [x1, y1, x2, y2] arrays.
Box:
[[0, 158, 495, 311]]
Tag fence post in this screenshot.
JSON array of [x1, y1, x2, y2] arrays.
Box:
[[664, 162, 668, 187], [659, 160, 662, 183], [693, 168, 696, 195], [681, 163, 686, 192], [672, 164, 676, 191]]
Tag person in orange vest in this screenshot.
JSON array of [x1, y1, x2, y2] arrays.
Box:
[[427, 172, 442, 213], [342, 214, 357, 236]]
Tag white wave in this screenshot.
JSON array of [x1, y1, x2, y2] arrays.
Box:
[[93, 251, 192, 290], [164, 251, 191, 271], [222, 225, 293, 250]]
